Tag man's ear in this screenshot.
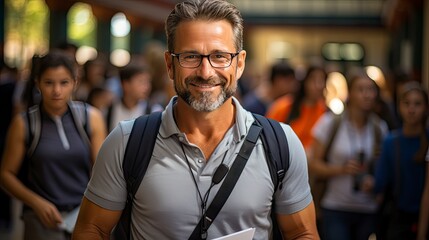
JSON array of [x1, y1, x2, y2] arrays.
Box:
[[235, 50, 246, 80], [165, 51, 174, 80]]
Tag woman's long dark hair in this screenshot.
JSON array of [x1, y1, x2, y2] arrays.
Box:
[[286, 66, 327, 123], [22, 55, 42, 108], [22, 51, 77, 108]]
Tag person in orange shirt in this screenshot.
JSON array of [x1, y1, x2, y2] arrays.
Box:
[[266, 66, 327, 150]]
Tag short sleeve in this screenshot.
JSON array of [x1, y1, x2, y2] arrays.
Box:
[[274, 124, 312, 214], [84, 120, 134, 210], [312, 112, 336, 145]]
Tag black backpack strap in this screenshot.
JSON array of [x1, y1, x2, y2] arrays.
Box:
[[324, 113, 342, 161], [188, 121, 262, 240], [145, 101, 152, 114], [106, 103, 113, 131], [252, 113, 289, 240], [113, 111, 162, 240], [252, 114, 290, 190]]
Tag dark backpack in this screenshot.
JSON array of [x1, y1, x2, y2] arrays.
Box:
[[113, 112, 290, 240]]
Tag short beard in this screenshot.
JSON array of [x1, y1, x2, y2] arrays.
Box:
[[175, 75, 236, 112]]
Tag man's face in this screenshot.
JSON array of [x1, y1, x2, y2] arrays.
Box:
[[164, 20, 246, 112]]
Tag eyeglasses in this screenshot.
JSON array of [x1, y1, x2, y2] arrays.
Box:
[[170, 52, 240, 68]]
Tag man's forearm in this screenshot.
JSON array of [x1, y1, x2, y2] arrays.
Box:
[[72, 223, 111, 240]]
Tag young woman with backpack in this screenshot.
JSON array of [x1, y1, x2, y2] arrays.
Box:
[[309, 69, 388, 240], [0, 51, 106, 240]]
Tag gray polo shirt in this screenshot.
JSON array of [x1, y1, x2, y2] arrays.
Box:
[[85, 96, 312, 240]]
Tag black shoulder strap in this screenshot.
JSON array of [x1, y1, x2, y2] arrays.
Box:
[[252, 113, 289, 240], [106, 103, 113, 131], [189, 122, 262, 240], [252, 113, 290, 190], [113, 111, 162, 240], [323, 113, 342, 161], [371, 115, 382, 158], [145, 101, 152, 114]]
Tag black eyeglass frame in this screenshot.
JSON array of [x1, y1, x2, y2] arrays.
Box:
[[170, 52, 240, 68]]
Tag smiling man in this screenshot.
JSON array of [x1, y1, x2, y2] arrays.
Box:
[[72, 1, 318, 239]]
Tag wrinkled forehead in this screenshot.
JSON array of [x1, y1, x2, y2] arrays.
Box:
[[174, 20, 236, 51]]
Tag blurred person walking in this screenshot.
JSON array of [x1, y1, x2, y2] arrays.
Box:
[[0, 51, 106, 240], [309, 70, 388, 240], [266, 65, 328, 152], [0, 57, 18, 237], [374, 82, 429, 240], [242, 61, 298, 115], [74, 58, 108, 102], [105, 64, 163, 132], [86, 87, 115, 114]]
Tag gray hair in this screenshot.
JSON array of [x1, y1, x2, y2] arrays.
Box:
[[165, 0, 243, 53]]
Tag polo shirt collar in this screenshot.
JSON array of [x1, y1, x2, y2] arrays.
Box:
[[159, 96, 252, 143]]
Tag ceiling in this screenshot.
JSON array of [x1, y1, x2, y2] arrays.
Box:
[[231, 0, 386, 26], [62, 0, 421, 29]]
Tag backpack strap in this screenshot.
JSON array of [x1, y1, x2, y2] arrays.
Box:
[[68, 101, 91, 147], [106, 103, 114, 131], [252, 113, 290, 190], [145, 101, 152, 114], [311, 112, 341, 220], [189, 121, 263, 240], [26, 105, 41, 157], [323, 113, 342, 161], [113, 111, 162, 240], [371, 114, 382, 159], [252, 113, 289, 240]]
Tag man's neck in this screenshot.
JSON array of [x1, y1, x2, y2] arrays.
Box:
[[174, 98, 236, 160], [175, 98, 235, 133]]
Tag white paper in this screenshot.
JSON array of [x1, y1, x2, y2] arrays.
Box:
[[213, 228, 256, 240], [58, 206, 80, 233]]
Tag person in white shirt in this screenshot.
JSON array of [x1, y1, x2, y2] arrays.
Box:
[[106, 64, 163, 132]]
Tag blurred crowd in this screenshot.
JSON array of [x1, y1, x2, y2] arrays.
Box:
[[0, 42, 428, 240]]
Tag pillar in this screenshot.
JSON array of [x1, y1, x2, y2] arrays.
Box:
[[44, 0, 74, 49], [130, 26, 154, 54]]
